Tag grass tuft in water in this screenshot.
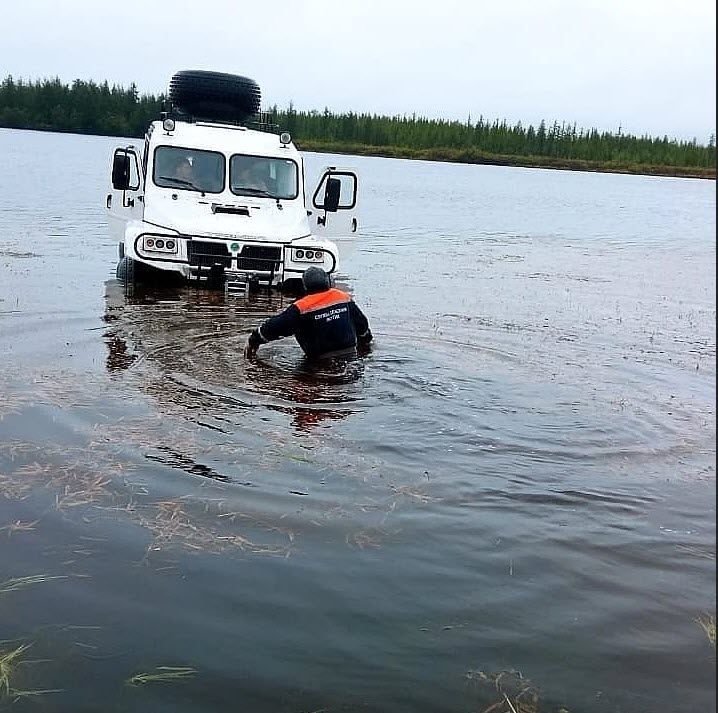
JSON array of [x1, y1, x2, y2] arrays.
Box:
[[0, 641, 62, 700], [0, 643, 32, 696], [696, 613, 716, 648], [126, 666, 197, 687], [466, 668, 570, 713]]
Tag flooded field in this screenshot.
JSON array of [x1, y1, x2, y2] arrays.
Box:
[[0, 127, 715, 712]]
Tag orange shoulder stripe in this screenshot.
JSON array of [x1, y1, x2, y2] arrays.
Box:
[[295, 288, 351, 314]]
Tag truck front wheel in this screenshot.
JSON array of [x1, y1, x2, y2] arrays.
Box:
[[116, 256, 136, 285]]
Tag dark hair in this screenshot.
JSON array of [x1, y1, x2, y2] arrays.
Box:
[[302, 266, 330, 293]]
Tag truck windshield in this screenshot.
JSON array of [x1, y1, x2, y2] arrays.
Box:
[[154, 147, 225, 193], [230, 155, 298, 200]]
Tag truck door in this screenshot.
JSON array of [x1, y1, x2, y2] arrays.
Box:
[[308, 168, 360, 238], [106, 146, 144, 245]]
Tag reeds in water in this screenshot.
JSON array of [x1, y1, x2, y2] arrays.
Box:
[[0, 575, 68, 595], [0, 644, 31, 695], [0, 642, 61, 700], [467, 668, 570, 713], [696, 613, 716, 649]]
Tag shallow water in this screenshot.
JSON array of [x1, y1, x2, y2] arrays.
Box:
[[0, 127, 715, 712]]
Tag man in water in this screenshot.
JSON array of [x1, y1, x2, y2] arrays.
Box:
[[244, 267, 372, 360]]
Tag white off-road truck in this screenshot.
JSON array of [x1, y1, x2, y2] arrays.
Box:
[[107, 70, 359, 294]]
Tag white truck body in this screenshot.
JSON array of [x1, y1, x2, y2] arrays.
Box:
[[107, 114, 359, 291]]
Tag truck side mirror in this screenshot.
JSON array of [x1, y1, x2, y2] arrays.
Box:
[[323, 177, 341, 213], [112, 151, 131, 190]]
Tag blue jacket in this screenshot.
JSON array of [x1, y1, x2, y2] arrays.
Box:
[[249, 288, 372, 359]]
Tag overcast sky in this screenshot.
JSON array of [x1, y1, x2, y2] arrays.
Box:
[[1, 0, 715, 142]]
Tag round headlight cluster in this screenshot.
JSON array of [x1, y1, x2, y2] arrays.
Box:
[[294, 248, 323, 262], [143, 236, 178, 253]]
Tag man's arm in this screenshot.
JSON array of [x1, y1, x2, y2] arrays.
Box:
[[349, 301, 372, 345], [245, 305, 301, 359]]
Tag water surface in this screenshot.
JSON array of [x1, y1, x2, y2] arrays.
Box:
[[0, 128, 715, 712]]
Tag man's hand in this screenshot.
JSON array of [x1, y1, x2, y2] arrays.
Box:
[[357, 329, 373, 356], [244, 330, 261, 360], [358, 329, 373, 345]]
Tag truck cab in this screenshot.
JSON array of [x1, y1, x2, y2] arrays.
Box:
[[107, 71, 359, 293]]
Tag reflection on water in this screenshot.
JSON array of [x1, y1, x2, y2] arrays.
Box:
[[103, 280, 368, 436], [0, 129, 715, 713], [105, 332, 139, 371]]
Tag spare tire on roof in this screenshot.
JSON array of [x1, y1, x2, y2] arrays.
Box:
[[169, 70, 261, 122]]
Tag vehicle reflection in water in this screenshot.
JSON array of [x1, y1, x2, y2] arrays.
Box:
[[249, 349, 368, 432], [103, 279, 367, 434], [104, 331, 139, 371]]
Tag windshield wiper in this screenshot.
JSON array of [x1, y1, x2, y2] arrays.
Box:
[[159, 176, 201, 190], [234, 187, 273, 198]]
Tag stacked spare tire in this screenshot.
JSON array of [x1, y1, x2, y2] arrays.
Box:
[[168, 70, 261, 122]]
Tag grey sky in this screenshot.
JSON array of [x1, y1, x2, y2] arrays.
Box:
[[2, 0, 715, 142]]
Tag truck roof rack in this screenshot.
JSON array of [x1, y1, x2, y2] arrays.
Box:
[[161, 102, 280, 134]]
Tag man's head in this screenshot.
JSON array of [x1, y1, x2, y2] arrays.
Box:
[[175, 158, 192, 179], [302, 267, 331, 294]]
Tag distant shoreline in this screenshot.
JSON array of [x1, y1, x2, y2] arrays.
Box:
[[2, 125, 714, 180], [297, 139, 716, 180]]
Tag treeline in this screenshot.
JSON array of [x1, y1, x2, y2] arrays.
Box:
[[1, 76, 715, 173], [275, 108, 716, 171], [0, 77, 158, 137]]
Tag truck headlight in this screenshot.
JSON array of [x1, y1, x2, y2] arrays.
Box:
[[142, 235, 179, 254], [293, 247, 323, 263]]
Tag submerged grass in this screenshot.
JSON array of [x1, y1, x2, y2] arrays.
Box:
[[466, 669, 570, 713], [139, 498, 293, 557], [1, 433, 293, 558], [0, 575, 69, 595], [0, 519, 40, 536], [696, 613, 716, 649], [126, 666, 196, 687]]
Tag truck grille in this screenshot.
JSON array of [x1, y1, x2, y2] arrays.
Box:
[[187, 241, 282, 273], [188, 240, 231, 268], [238, 245, 281, 271]]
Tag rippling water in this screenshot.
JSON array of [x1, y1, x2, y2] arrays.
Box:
[[0, 128, 715, 712]]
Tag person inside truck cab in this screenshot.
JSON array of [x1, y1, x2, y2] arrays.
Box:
[[173, 157, 195, 183], [235, 158, 270, 193], [244, 267, 373, 361]]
